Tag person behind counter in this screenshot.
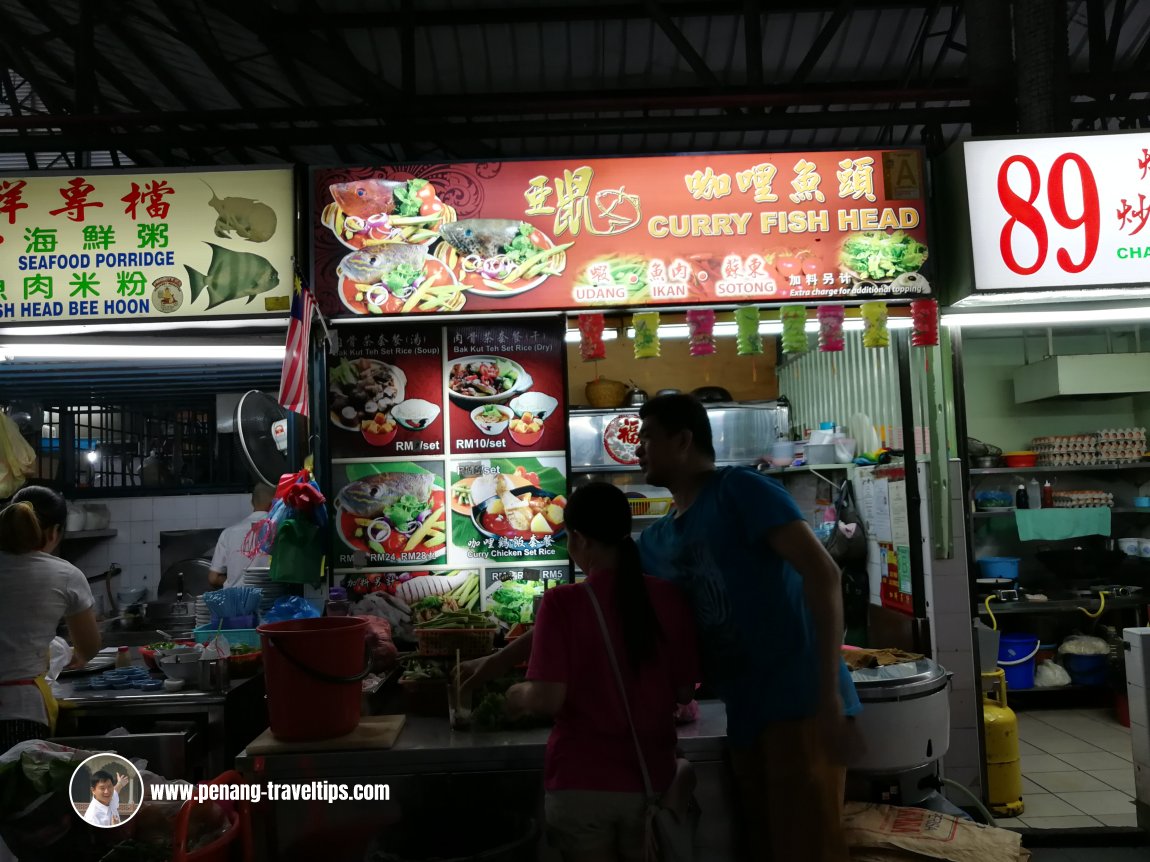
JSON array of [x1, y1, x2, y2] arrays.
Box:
[[461, 395, 861, 862], [503, 482, 698, 862], [0, 487, 101, 750], [208, 482, 275, 589], [635, 394, 859, 862]]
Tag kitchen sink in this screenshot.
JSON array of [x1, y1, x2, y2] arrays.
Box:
[[98, 624, 196, 648]]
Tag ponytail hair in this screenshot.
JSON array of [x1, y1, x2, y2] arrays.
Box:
[[0, 486, 67, 554], [565, 482, 662, 670]]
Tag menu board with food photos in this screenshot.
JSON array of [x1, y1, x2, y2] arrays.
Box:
[[329, 318, 570, 633]]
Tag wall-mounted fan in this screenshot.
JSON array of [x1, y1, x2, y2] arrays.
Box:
[[234, 391, 288, 487]]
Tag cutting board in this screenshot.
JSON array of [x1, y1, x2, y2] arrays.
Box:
[[246, 715, 407, 755]]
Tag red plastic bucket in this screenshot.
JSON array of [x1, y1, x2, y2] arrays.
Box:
[[258, 617, 370, 741]]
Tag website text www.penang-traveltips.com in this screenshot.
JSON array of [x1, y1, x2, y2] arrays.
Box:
[[150, 781, 391, 805]]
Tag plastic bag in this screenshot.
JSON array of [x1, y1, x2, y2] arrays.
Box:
[[269, 517, 325, 586], [1058, 635, 1110, 656], [45, 638, 72, 683], [263, 595, 321, 623], [1034, 660, 1071, 688]]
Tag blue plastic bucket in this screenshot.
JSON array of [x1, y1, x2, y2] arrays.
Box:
[[977, 557, 1021, 580], [1063, 653, 1109, 686], [998, 633, 1040, 690]]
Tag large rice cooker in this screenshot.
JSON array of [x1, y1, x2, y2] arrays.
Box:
[[846, 658, 951, 805]]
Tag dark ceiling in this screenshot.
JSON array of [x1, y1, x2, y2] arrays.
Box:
[[0, 0, 1148, 170]]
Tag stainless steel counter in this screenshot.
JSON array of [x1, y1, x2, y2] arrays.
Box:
[[235, 701, 738, 862], [236, 700, 728, 778], [52, 660, 266, 779]]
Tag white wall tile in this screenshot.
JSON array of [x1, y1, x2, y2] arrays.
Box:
[[164, 497, 198, 522], [948, 689, 981, 731], [195, 496, 229, 525], [1131, 720, 1150, 766], [129, 498, 154, 522], [935, 613, 974, 653], [1135, 762, 1150, 801], [938, 650, 977, 693], [1126, 627, 1150, 688], [1129, 681, 1149, 732], [103, 499, 131, 525]]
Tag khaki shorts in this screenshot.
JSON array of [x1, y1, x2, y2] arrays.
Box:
[[545, 790, 649, 860]]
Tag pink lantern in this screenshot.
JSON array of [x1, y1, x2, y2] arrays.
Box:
[[686, 309, 716, 356], [817, 305, 845, 353]]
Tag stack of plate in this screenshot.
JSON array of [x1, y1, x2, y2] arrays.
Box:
[[193, 596, 212, 629], [243, 567, 288, 620]]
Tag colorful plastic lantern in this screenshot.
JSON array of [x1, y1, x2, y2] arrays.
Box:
[[686, 309, 717, 356], [911, 299, 940, 347], [817, 305, 845, 353], [578, 313, 606, 361], [734, 306, 762, 356], [861, 301, 890, 349], [780, 305, 808, 354], [633, 312, 660, 359]]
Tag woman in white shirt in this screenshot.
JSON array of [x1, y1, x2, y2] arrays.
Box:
[[0, 487, 101, 750]]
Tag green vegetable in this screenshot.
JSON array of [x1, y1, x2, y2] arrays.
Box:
[[472, 692, 507, 730], [148, 641, 176, 650], [383, 494, 424, 528], [839, 230, 928, 280], [393, 179, 429, 218], [331, 357, 358, 387], [368, 538, 386, 555], [501, 222, 539, 267], [489, 581, 542, 625], [385, 262, 424, 296], [413, 595, 444, 612]]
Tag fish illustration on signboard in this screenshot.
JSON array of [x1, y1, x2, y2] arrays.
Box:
[[185, 243, 280, 308], [203, 181, 278, 242]]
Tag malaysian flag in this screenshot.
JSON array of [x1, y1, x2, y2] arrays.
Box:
[[277, 274, 314, 416]]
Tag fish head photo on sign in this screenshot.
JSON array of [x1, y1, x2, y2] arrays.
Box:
[[71, 753, 144, 828]]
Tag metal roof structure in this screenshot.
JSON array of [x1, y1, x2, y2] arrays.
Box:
[[0, 0, 1148, 169]]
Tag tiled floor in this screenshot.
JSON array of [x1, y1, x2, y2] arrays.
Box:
[[1002, 708, 1140, 830]]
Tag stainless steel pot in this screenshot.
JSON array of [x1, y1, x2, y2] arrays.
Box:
[[626, 388, 649, 406]]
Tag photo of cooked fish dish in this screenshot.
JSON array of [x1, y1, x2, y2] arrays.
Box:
[[434, 219, 572, 297], [329, 357, 407, 431], [337, 466, 447, 564], [322, 177, 457, 249]]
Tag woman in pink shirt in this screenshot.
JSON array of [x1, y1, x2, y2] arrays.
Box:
[[505, 482, 699, 862]]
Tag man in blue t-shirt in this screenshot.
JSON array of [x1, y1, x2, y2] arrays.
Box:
[[635, 393, 858, 862]]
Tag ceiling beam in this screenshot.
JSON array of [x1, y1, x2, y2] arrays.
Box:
[[644, 0, 729, 96], [0, 79, 978, 132], [0, 105, 978, 153], [744, 0, 764, 91], [1, 69, 40, 170], [263, 1, 954, 30], [10, 0, 180, 164], [772, 1, 853, 114]]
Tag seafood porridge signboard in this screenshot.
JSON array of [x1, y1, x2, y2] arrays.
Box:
[[0, 168, 294, 323], [311, 152, 930, 317], [330, 318, 569, 628]]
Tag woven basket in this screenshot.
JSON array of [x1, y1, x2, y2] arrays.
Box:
[[415, 627, 497, 658], [586, 378, 630, 408]]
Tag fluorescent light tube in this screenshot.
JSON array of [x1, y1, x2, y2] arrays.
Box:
[[943, 307, 1150, 328], [0, 343, 285, 361]]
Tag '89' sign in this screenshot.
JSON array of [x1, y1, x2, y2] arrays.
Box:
[[964, 133, 1150, 290]]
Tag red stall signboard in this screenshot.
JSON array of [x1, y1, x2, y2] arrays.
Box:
[[312, 151, 930, 317], [964, 132, 1150, 290]]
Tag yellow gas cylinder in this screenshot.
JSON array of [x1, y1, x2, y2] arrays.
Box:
[[982, 669, 1023, 817]]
